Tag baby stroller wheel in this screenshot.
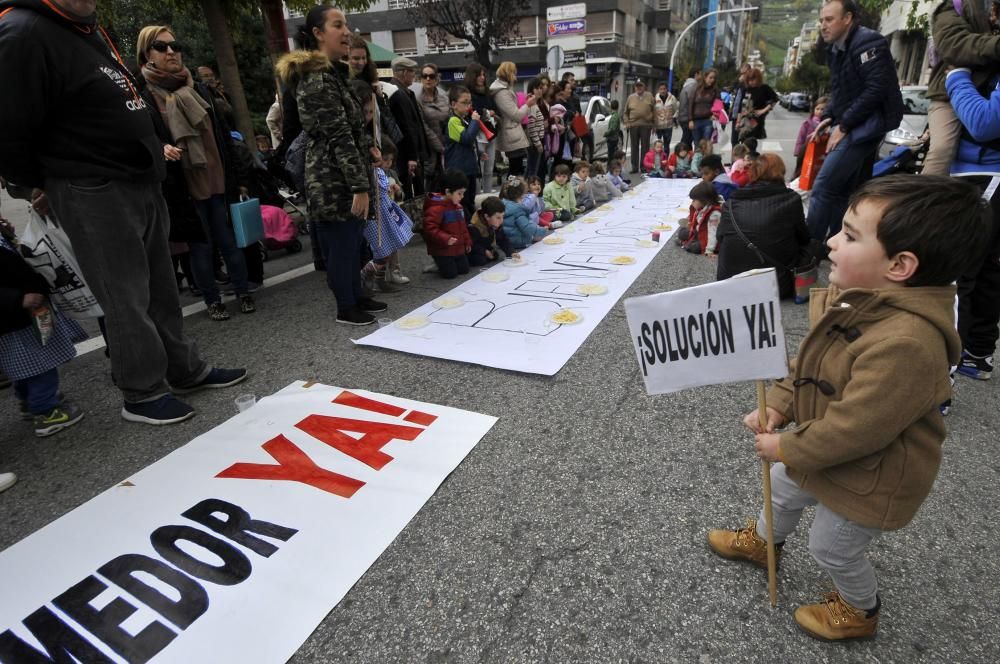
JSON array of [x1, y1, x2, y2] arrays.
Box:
[[259, 241, 270, 263], [287, 238, 303, 254]]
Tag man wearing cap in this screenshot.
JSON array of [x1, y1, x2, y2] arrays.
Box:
[[388, 56, 430, 198], [624, 80, 655, 174]]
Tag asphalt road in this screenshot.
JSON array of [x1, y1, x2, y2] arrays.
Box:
[[2, 107, 999, 662]]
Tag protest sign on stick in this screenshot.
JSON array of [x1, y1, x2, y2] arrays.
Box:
[[624, 269, 788, 606]]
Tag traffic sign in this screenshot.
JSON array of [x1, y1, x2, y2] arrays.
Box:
[[563, 50, 586, 66], [547, 19, 586, 37], [547, 3, 586, 21]]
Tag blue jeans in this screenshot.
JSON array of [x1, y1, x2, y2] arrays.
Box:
[[315, 218, 364, 312], [807, 136, 880, 241], [692, 118, 714, 145], [190, 194, 250, 304], [14, 367, 60, 415]]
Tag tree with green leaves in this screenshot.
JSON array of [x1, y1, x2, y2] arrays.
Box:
[[407, 0, 532, 71]]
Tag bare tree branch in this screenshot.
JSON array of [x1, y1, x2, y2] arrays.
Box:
[[408, 0, 531, 69]]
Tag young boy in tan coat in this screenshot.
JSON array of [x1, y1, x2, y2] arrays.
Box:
[[708, 175, 991, 641]]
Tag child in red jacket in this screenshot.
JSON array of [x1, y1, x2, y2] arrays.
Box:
[[642, 140, 670, 177], [422, 171, 473, 279], [675, 180, 722, 255]]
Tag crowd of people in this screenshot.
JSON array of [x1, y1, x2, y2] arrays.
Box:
[[1, 0, 1000, 646]]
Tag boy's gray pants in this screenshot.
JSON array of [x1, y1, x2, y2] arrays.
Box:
[[46, 178, 209, 403], [758, 462, 883, 610]]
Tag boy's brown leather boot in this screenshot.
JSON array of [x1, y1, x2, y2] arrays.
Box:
[[706, 519, 779, 569], [794, 591, 879, 641]]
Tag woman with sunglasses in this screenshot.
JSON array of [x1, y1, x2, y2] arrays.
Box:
[[136, 25, 256, 321], [277, 6, 386, 326], [414, 63, 449, 193]]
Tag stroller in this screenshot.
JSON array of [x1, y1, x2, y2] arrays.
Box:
[[258, 204, 302, 262], [872, 140, 928, 177]]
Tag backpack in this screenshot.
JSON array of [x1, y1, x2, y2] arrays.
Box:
[[283, 131, 308, 193]]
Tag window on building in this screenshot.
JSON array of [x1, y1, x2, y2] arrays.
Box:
[[503, 17, 539, 47], [426, 29, 468, 54], [387, 0, 415, 10], [393, 29, 417, 56], [586, 11, 619, 43]]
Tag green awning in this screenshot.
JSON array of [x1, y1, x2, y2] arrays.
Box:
[[366, 41, 398, 63]]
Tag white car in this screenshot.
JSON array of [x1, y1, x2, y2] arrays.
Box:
[[879, 85, 928, 158], [580, 95, 613, 160]]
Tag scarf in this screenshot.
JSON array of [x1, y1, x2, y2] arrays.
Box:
[[142, 64, 211, 170]]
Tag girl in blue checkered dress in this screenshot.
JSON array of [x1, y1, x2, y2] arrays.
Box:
[[0, 222, 85, 437], [362, 139, 414, 292]]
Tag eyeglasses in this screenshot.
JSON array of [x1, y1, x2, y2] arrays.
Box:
[[421, 73, 438, 80], [150, 40, 184, 54]]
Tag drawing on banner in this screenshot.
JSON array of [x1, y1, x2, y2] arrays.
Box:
[[356, 179, 695, 375]]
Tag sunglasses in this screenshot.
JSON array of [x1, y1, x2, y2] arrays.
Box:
[[150, 40, 184, 54], [421, 73, 438, 80]]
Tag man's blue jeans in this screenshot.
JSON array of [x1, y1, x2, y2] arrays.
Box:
[[806, 135, 880, 241]]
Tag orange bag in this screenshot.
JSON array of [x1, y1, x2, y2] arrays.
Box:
[[799, 134, 828, 191]]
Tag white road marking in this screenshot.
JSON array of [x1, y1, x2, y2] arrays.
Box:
[[73, 263, 316, 357]]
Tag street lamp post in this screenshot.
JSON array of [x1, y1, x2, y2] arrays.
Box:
[[669, 6, 758, 91]]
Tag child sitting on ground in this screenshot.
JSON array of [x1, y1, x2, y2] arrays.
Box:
[[607, 159, 630, 193], [691, 138, 713, 173], [0, 219, 85, 437], [590, 162, 623, 203], [468, 196, 516, 265], [613, 150, 631, 184], [570, 160, 596, 211], [422, 170, 473, 279], [675, 180, 721, 255], [643, 139, 670, 177], [543, 164, 579, 221], [361, 137, 413, 292], [700, 154, 737, 200], [728, 143, 752, 188], [502, 178, 549, 251], [523, 176, 555, 228], [667, 142, 694, 178], [707, 175, 990, 642]]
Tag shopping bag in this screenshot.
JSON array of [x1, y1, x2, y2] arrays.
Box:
[[571, 113, 590, 139], [798, 135, 828, 191], [19, 210, 104, 319], [230, 197, 265, 248]]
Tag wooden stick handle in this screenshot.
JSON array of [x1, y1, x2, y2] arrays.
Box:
[[757, 380, 778, 608]]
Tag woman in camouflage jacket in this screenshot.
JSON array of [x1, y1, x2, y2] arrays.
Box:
[[276, 6, 385, 325]]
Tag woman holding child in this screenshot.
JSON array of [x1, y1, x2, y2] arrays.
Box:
[[714, 153, 810, 299]]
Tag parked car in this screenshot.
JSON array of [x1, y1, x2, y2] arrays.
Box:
[[879, 85, 928, 159], [580, 95, 613, 160], [787, 92, 810, 112]]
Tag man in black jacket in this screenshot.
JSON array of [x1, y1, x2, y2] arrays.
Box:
[[388, 56, 430, 198], [806, 0, 904, 245], [0, 0, 247, 425]]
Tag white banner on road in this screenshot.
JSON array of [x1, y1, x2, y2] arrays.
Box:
[[624, 270, 789, 394], [357, 178, 694, 375], [0, 382, 496, 663]]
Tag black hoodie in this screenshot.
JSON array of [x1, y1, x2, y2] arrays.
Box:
[[0, 0, 164, 188]]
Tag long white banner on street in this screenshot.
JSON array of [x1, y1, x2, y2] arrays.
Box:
[[0, 382, 497, 663], [356, 178, 693, 374]]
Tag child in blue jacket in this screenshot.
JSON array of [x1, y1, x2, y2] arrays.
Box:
[[444, 85, 481, 219], [501, 179, 548, 250]]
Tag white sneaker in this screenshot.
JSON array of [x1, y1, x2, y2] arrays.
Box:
[[422, 262, 438, 274], [388, 268, 410, 284], [0, 472, 17, 493], [550, 220, 564, 229]]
